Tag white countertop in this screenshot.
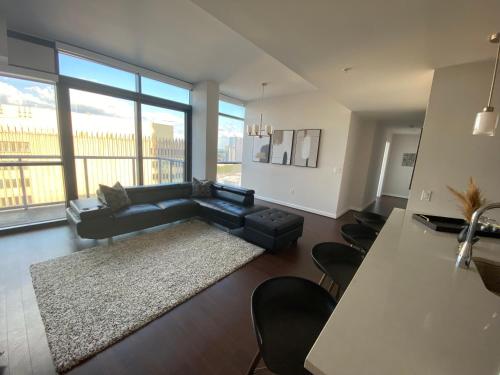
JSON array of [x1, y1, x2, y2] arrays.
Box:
[[305, 208, 500, 375]]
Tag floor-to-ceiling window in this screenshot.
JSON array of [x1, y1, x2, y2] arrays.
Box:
[[217, 99, 245, 186], [0, 40, 192, 230], [142, 105, 186, 184], [69, 89, 137, 197], [0, 76, 66, 228], [58, 51, 192, 199]]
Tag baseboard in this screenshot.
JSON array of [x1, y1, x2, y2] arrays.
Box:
[[0, 218, 67, 236], [335, 199, 375, 219], [381, 193, 409, 199], [334, 206, 352, 218], [254, 195, 338, 219], [351, 199, 376, 212], [254, 196, 377, 220]]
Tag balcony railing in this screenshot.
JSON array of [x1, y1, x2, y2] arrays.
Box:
[[0, 155, 64, 211], [143, 156, 185, 186], [76, 156, 185, 198], [216, 161, 242, 186], [0, 155, 185, 209]]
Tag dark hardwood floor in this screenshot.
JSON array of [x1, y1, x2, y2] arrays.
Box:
[[0, 196, 405, 375], [364, 195, 407, 217]]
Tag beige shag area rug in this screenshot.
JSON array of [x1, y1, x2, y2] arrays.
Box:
[[30, 219, 264, 373]]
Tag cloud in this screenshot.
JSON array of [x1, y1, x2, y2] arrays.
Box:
[[27, 85, 55, 104], [0, 77, 188, 140], [219, 117, 244, 138], [141, 108, 185, 139], [69, 90, 185, 140], [0, 78, 133, 119], [69, 89, 133, 118], [0, 80, 55, 109]]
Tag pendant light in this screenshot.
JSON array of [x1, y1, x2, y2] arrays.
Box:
[[473, 32, 500, 136], [247, 82, 273, 138]]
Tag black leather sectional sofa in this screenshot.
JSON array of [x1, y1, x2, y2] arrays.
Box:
[[66, 182, 268, 239]]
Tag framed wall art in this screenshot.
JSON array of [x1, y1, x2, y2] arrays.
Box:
[[292, 129, 321, 168], [252, 136, 271, 163], [271, 130, 294, 165], [402, 153, 416, 167]]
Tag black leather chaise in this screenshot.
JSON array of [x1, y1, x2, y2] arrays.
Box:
[[194, 183, 266, 229]]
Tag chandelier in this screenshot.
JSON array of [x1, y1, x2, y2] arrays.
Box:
[[247, 82, 273, 138]]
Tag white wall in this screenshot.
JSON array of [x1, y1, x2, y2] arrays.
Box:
[[382, 133, 420, 198], [363, 121, 423, 200], [241, 90, 352, 218], [364, 124, 389, 202], [408, 60, 500, 217], [336, 113, 377, 214]]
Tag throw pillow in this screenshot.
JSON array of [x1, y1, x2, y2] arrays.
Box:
[[192, 177, 212, 198], [96, 182, 131, 211]]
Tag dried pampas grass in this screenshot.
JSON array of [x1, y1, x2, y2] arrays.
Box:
[[447, 177, 486, 222]]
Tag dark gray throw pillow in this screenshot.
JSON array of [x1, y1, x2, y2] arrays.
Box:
[[192, 177, 212, 198], [96, 182, 131, 212]]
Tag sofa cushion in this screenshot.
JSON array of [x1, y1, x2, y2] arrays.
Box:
[[245, 208, 304, 236], [113, 203, 163, 220], [126, 183, 193, 204], [195, 198, 267, 226], [156, 198, 198, 210], [156, 198, 199, 219]]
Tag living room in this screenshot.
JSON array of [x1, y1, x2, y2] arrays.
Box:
[[1, 1, 500, 375]]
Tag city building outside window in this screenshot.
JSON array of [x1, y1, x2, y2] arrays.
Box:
[[217, 99, 245, 186]]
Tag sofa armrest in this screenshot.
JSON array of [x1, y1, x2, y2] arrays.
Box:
[[69, 198, 112, 220]]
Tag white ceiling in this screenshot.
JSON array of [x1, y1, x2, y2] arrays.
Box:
[[0, 0, 314, 101], [2, 0, 500, 116], [191, 0, 500, 113]]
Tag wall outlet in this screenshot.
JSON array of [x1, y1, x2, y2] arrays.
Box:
[[290, 188, 295, 195], [420, 190, 432, 202]]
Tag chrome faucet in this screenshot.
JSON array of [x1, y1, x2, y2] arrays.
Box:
[[457, 202, 500, 269]]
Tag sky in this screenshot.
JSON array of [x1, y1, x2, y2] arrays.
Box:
[[0, 54, 245, 139], [0, 77, 185, 138]]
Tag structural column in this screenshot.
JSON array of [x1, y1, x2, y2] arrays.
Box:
[[191, 80, 219, 180]]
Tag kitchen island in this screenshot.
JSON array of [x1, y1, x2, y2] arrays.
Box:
[[305, 208, 500, 375]]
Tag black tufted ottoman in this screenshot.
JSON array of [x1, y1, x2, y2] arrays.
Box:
[[243, 208, 304, 251]]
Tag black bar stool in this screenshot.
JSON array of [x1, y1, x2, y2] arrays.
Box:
[[247, 276, 336, 375], [341, 223, 377, 254], [311, 242, 363, 300], [353, 212, 387, 233]]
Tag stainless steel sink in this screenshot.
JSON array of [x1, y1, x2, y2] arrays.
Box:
[[473, 257, 500, 296]]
